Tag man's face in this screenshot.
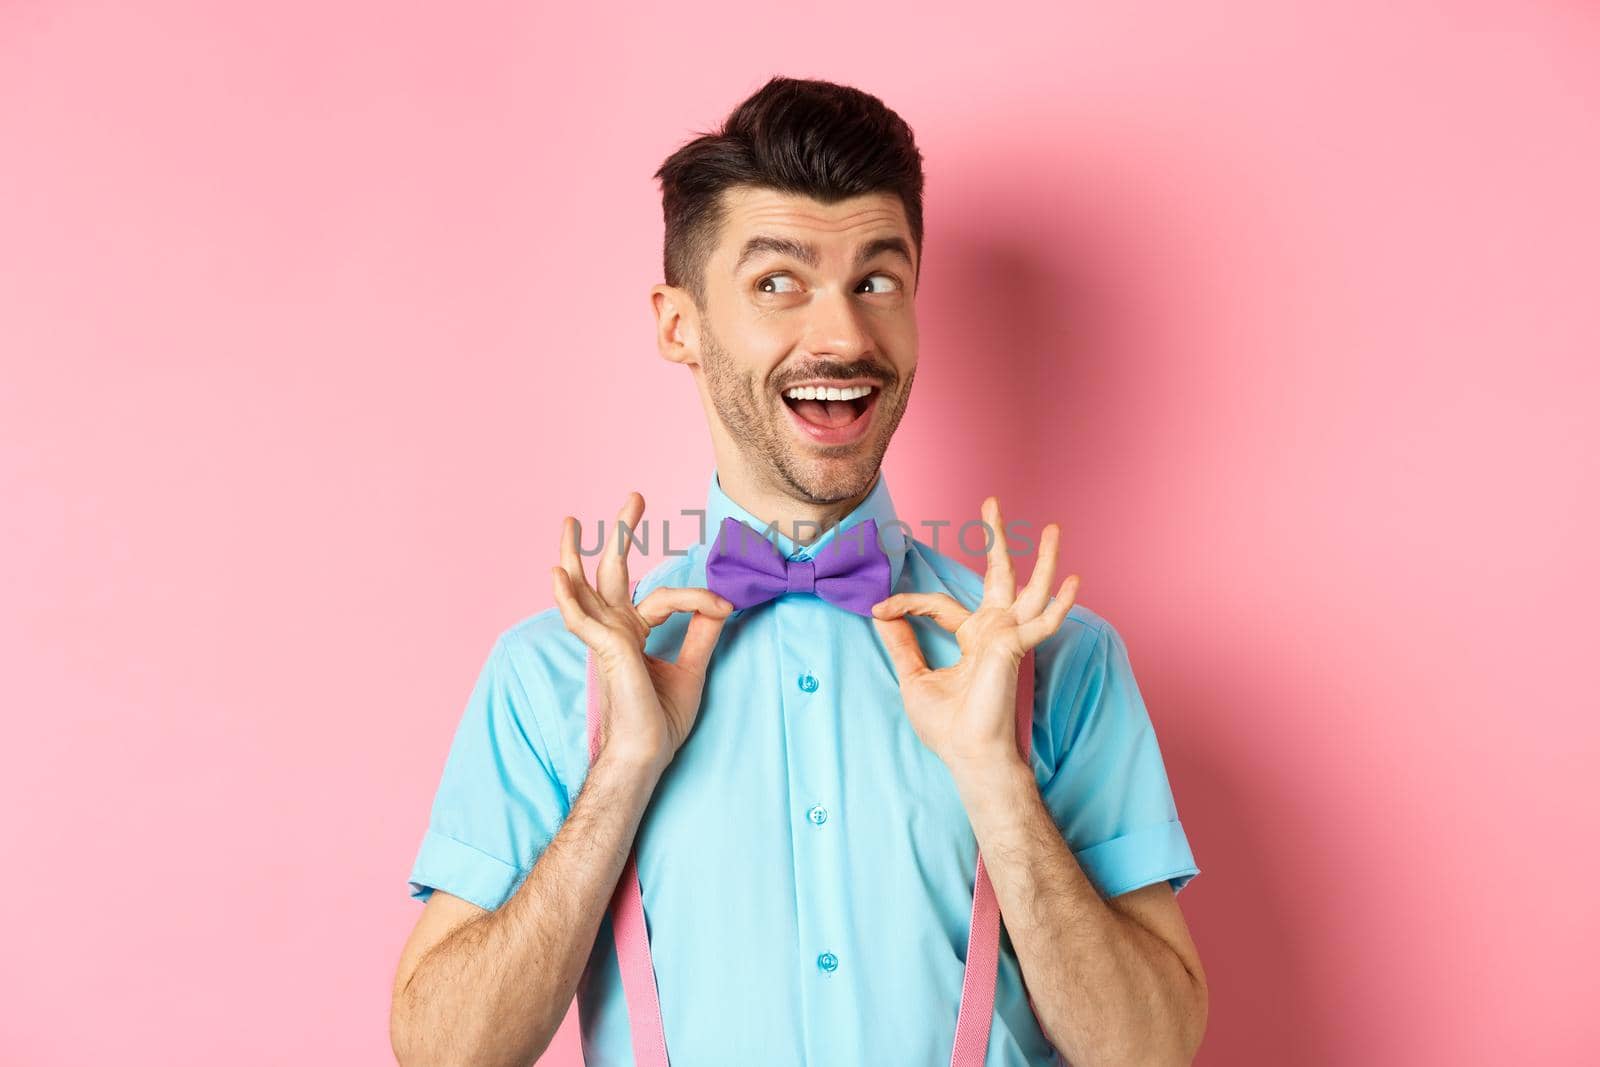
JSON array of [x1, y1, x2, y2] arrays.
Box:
[[688, 186, 919, 505]]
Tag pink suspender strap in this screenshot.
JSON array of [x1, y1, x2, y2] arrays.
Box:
[[949, 648, 1036, 1066], [585, 650, 671, 1067], [583, 644, 1039, 1067]]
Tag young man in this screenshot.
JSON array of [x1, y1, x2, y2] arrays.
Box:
[[391, 76, 1206, 1067]]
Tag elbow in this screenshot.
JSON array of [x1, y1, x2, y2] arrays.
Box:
[[1167, 965, 1209, 1066], [1102, 971, 1210, 1067], [389, 991, 555, 1067], [389, 976, 441, 1067], [389, 1020, 413, 1067], [1113, 1030, 1204, 1067], [389, 994, 422, 1067]]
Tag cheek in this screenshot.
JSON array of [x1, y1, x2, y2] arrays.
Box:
[[889, 343, 917, 386], [722, 326, 796, 380], [878, 313, 917, 368]]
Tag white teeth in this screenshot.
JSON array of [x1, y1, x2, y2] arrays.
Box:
[[784, 385, 875, 401]]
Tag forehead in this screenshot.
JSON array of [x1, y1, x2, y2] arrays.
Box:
[[711, 186, 913, 266]]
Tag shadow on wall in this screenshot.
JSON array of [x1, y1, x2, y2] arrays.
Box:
[[1170, 692, 1340, 1066], [899, 206, 1342, 1065], [893, 215, 1153, 556]]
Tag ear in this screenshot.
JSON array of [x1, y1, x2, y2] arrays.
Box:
[[650, 284, 701, 367]]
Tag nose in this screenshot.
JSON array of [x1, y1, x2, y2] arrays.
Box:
[[801, 286, 874, 362]]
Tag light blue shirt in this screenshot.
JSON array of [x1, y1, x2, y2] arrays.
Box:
[[408, 469, 1199, 1066]]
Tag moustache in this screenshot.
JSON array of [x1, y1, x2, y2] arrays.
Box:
[[768, 363, 896, 391]]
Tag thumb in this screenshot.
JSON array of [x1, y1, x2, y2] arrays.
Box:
[[872, 616, 928, 682], [676, 609, 730, 677]]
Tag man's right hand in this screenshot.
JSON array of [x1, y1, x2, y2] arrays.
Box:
[[551, 491, 733, 774]]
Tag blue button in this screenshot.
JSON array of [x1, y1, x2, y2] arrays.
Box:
[[817, 951, 839, 973], [807, 805, 828, 826], [798, 673, 819, 693]]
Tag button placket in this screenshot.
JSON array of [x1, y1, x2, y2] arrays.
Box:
[[776, 596, 850, 1019]]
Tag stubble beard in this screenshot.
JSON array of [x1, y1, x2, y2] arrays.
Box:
[[699, 323, 914, 506]]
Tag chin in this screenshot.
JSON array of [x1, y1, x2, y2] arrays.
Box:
[[783, 445, 884, 503]]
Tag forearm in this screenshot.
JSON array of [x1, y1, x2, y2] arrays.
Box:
[[952, 759, 1200, 1067], [394, 746, 665, 1067]]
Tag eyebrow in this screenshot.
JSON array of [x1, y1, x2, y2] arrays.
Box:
[[733, 234, 915, 275]]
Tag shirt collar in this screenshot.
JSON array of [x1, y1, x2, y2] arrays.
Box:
[[703, 467, 909, 592]]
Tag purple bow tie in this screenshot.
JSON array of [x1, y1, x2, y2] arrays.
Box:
[[705, 516, 891, 617]]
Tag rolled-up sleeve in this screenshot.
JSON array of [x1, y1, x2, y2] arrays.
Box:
[[407, 632, 571, 911], [1040, 619, 1199, 899]]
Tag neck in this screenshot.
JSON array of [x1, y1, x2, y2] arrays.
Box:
[[716, 464, 878, 547]]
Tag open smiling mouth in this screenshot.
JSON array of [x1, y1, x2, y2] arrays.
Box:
[[779, 383, 882, 446]]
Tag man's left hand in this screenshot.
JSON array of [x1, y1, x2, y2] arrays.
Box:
[[870, 496, 1079, 776]]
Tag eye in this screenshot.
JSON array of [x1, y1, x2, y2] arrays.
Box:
[[857, 273, 901, 294], [757, 273, 802, 294]]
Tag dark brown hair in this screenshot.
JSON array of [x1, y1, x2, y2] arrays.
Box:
[[653, 76, 926, 309]]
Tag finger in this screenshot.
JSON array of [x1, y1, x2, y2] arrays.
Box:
[[559, 514, 583, 584], [1018, 574, 1081, 649], [871, 592, 970, 634], [872, 616, 929, 682], [636, 586, 735, 629], [597, 492, 645, 605], [676, 609, 730, 677], [551, 566, 610, 648], [559, 515, 604, 615], [980, 496, 1016, 607], [1012, 523, 1060, 621]]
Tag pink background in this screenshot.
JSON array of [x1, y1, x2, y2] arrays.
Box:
[[3, 3, 1596, 1064]]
